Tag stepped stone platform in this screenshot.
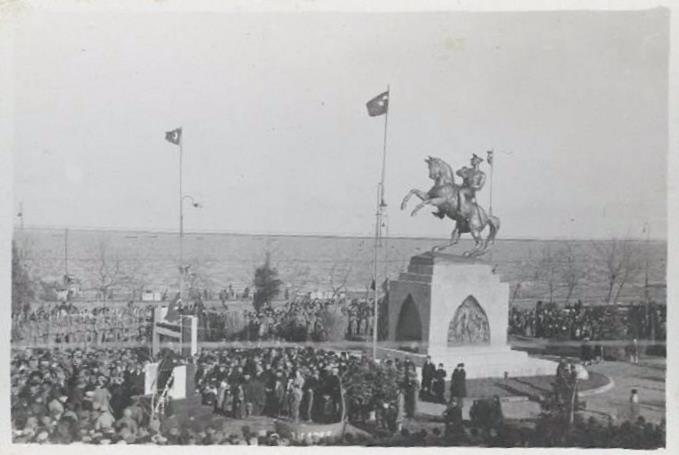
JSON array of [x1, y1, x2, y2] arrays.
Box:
[[386, 252, 554, 379]]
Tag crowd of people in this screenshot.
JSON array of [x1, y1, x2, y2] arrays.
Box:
[[11, 346, 150, 444], [509, 301, 666, 342], [10, 293, 380, 347], [10, 343, 422, 445], [195, 347, 346, 423], [11, 302, 154, 347], [10, 338, 666, 448], [199, 296, 376, 343]]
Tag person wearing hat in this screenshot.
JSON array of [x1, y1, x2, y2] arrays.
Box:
[[421, 356, 436, 400], [433, 363, 447, 404], [323, 366, 342, 422], [455, 153, 487, 223], [450, 363, 467, 406]]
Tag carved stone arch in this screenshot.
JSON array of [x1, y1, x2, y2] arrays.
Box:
[[447, 295, 490, 346], [395, 294, 422, 342]]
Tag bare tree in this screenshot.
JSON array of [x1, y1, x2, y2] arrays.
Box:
[[537, 245, 560, 304], [287, 262, 313, 295], [560, 242, 585, 304], [186, 260, 218, 301], [328, 261, 353, 299], [95, 238, 123, 300], [119, 258, 152, 301], [592, 238, 642, 304]]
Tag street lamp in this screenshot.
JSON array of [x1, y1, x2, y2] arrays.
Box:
[[179, 194, 202, 301]]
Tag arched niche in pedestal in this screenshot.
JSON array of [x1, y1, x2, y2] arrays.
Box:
[[395, 294, 423, 342], [447, 295, 490, 346]]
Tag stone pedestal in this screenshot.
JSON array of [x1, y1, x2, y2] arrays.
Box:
[[386, 252, 554, 379]]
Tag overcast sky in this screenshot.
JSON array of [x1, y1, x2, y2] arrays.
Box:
[[12, 9, 668, 239]]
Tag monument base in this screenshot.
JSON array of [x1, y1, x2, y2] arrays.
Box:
[[386, 252, 555, 379], [378, 346, 555, 379], [428, 346, 555, 379]]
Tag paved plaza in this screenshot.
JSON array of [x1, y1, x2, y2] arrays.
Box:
[[415, 356, 665, 425]]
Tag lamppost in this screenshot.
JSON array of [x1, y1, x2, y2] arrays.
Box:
[[179, 194, 201, 302]]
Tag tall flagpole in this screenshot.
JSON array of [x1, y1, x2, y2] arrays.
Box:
[[373, 85, 390, 360], [64, 228, 69, 278], [487, 149, 494, 216], [179, 132, 184, 303], [643, 221, 652, 340]]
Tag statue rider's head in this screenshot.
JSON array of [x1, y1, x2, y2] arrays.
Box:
[[470, 154, 484, 168]]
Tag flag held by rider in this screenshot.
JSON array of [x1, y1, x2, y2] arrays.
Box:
[[366, 91, 389, 116], [165, 127, 182, 145]]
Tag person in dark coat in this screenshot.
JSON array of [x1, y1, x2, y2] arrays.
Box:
[[432, 363, 447, 403], [450, 363, 467, 405], [421, 356, 436, 400], [323, 367, 342, 421], [250, 374, 267, 416], [124, 365, 145, 397], [444, 397, 464, 440]]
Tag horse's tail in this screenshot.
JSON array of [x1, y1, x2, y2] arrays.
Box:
[[486, 215, 500, 246]]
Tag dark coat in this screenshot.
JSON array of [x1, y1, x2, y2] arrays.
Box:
[[422, 362, 436, 387], [450, 368, 467, 398], [433, 368, 447, 402], [323, 374, 342, 399]]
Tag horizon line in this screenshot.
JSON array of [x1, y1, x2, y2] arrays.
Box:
[[13, 223, 667, 243]]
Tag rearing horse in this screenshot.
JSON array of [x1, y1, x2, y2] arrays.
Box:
[[400, 156, 500, 256]]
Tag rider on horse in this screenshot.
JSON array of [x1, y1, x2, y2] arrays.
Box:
[[401, 152, 499, 256], [433, 153, 486, 225], [456, 153, 486, 223]]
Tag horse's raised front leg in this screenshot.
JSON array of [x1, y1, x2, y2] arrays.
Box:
[[400, 189, 428, 211], [410, 197, 447, 217]]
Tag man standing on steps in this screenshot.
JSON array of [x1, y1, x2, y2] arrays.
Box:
[[450, 363, 467, 406], [433, 363, 447, 404], [421, 356, 436, 400]]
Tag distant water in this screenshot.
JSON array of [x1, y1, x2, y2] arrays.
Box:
[[15, 228, 666, 305]]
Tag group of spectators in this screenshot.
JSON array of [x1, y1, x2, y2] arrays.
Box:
[[10, 340, 666, 448], [195, 347, 345, 423], [11, 346, 150, 444], [420, 356, 467, 405], [11, 302, 154, 347], [11, 293, 379, 348], [10, 343, 422, 445], [509, 301, 666, 342], [217, 285, 250, 302], [200, 296, 376, 343]]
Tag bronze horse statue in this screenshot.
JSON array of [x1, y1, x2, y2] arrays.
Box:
[[400, 156, 500, 256]]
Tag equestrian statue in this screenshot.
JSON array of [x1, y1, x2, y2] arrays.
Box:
[[400, 153, 500, 257]]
